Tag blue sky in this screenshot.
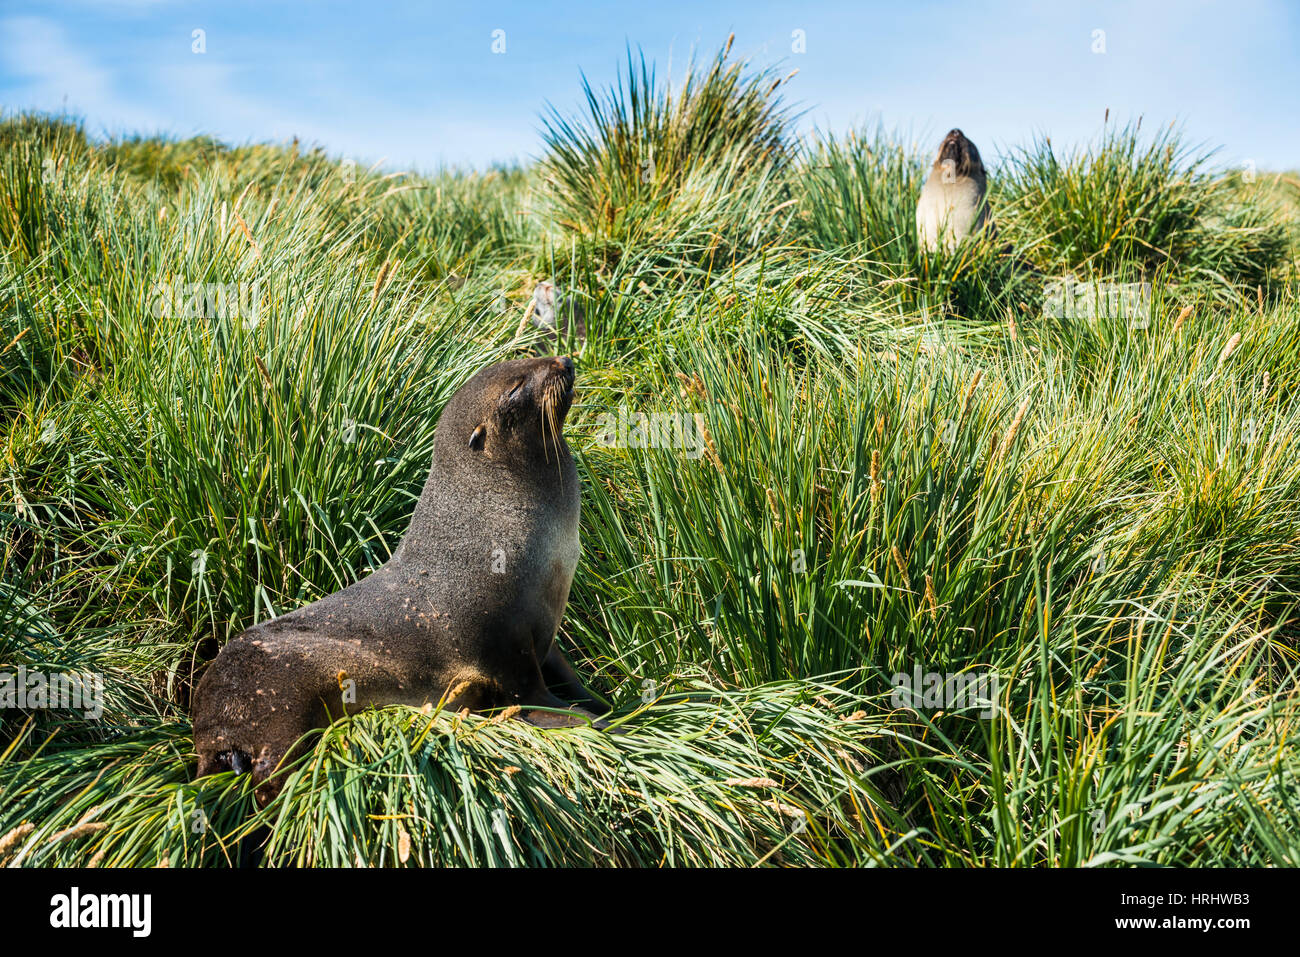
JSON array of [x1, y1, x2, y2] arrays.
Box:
[[2, 0, 1297, 174]]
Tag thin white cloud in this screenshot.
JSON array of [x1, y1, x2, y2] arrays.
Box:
[[0, 15, 164, 132], [0, 15, 512, 171]]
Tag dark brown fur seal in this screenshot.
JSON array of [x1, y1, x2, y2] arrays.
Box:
[[529, 281, 587, 349], [916, 128, 990, 252], [192, 355, 609, 804]]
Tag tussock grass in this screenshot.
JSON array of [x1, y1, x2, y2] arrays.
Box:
[[1, 683, 903, 867], [540, 41, 797, 272], [1, 43, 1298, 866], [998, 120, 1291, 290], [796, 123, 1028, 320]]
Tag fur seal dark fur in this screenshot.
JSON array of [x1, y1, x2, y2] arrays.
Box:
[[192, 355, 609, 804]]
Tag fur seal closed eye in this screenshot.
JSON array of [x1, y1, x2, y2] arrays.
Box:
[[192, 355, 610, 804], [916, 128, 991, 253]]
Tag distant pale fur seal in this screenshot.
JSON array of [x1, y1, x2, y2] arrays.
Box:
[[527, 281, 586, 349], [916, 128, 991, 252], [192, 355, 609, 804]]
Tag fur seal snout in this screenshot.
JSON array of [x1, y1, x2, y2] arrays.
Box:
[[192, 355, 609, 804], [916, 128, 991, 252]]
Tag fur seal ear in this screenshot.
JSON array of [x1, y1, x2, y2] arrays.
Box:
[[468, 424, 487, 451]]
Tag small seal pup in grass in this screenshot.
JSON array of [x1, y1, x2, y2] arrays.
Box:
[[192, 355, 610, 804], [526, 281, 587, 350], [916, 128, 991, 252]]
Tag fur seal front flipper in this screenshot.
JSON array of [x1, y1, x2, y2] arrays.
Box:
[[192, 355, 610, 805], [542, 641, 611, 715]]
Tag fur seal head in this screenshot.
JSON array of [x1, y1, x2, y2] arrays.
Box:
[[934, 128, 985, 180], [438, 354, 576, 463]]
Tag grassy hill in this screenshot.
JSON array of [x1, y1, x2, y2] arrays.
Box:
[[2, 44, 1299, 866]]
